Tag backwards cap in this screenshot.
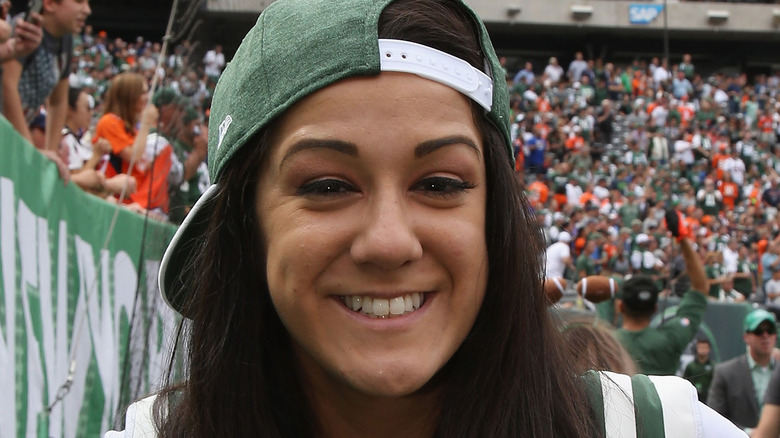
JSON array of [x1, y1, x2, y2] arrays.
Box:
[[621, 275, 659, 313], [159, 0, 511, 316]]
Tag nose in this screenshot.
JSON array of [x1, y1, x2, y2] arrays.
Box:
[[350, 192, 423, 270]]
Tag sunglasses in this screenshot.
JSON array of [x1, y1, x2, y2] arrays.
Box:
[[750, 327, 777, 336]]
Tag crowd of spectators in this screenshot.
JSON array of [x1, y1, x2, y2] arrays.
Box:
[[512, 51, 780, 309], [1, 0, 218, 224], [6, 2, 780, 299]]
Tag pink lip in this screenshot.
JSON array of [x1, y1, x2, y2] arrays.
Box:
[[330, 292, 435, 330]]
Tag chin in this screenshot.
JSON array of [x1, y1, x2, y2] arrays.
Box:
[[342, 359, 445, 398]]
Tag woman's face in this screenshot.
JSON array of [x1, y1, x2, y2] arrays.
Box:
[[256, 72, 489, 398]]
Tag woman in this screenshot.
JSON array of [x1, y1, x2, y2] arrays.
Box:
[[111, 0, 746, 437], [63, 86, 137, 196], [94, 72, 170, 213], [561, 317, 638, 376]]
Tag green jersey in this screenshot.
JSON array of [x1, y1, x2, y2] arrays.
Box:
[[683, 359, 714, 402], [616, 291, 707, 375]]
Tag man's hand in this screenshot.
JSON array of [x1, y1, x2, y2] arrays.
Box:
[[140, 105, 159, 128], [40, 149, 70, 185], [665, 208, 690, 242], [0, 16, 11, 43], [10, 15, 43, 59], [94, 137, 112, 155]]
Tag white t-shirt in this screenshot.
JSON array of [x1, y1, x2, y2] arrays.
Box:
[[545, 241, 571, 278], [764, 278, 780, 305], [722, 247, 738, 274], [63, 131, 94, 171], [203, 50, 225, 77], [674, 139, 695, 165], [544, 64, 564, 83]]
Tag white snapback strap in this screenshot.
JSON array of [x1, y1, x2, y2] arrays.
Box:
[[378, 39, 493, 112]]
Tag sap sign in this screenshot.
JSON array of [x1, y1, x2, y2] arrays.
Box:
[[629, 4, 664, 24]]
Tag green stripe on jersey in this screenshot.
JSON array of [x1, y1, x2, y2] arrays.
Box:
[[631, 374, 665, 438]]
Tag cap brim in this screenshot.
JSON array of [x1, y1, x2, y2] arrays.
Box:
[[159, 184, 219, 317]]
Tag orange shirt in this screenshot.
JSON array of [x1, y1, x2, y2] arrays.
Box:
[[553, 193, 567, 210], [529, 180, 549, 205], [534, 122, 551, 140], [94, 114, 172, 211], [579, 191, 596, 207], [711, 152, 729, 179], [719, 181, 738, 210], [95, 114, 134, 170], [679, 105, 694, 128], [536, 98, 551, 113], [759, 116, 774, 133], [566, 135, 585, 151]]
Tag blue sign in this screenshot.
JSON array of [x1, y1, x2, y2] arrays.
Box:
[[629, 4, 664, 24]]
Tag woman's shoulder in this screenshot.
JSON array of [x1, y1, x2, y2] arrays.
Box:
[[584, 370, 747, 438], [95, 113, 127, 133], [104, 394, 159, 438]]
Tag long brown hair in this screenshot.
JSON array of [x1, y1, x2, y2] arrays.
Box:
[[102, 72, 145, 133], [155, 0, 597, 436], [562, 318, 639, 376]]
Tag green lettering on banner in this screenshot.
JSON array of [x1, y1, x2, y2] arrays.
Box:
[[0, 117, 179, 437]]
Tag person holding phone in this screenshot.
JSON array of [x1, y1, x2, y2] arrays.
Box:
[[1, 0, 91, 183], [0, 2, 43, 87]]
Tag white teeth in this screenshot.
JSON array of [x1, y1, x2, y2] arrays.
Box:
[[390, 297, 405, 314], [351, 296, 362, 311], [373, 299, 389, 316], [362, 297, 373, 314], [340, 292, 425, 318]]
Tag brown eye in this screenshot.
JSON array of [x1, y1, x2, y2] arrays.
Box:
[[297, 179, 355, 197]]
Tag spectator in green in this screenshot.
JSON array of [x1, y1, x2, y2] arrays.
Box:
[[616, 210, 708, 375], [684, 338, 715, 402], [168, 106, 209, 224], [732, 245, 756, 299], [705, 251, 730, 300], [576, 239, 598, 279]]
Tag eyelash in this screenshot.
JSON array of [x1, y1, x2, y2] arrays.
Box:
[[296, 176, 475, 198], [413, 176, 476, 197]]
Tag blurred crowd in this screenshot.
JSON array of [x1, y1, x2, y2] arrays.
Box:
[[1, 0, 217, 224], [513, 52, 780, 308]]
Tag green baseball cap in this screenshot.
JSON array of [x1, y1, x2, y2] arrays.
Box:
[[152, 87, 178, 107], [181, 106, 201, 125], [159, 0, 512, 316], [743, 309, 777, 333]]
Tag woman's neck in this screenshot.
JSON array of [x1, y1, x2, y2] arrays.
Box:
[[64, 121, 79, 135], [309, 384, 441, 438], [296, 354, 442, 438]]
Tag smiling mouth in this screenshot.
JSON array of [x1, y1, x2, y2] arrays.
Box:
[[340, 293, 425, 319]]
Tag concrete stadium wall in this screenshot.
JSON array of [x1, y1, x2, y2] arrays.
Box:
[[471, 0, 780, 35], [207, 0, 780, 35]]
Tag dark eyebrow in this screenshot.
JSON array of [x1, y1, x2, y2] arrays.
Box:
[[280, 139, 358, 168], [415, 136, 481, 159], [280, 135, 480, 168]]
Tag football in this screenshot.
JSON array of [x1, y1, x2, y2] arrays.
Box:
[[575, 275, 618, 303], [543, 277, 567, 305]]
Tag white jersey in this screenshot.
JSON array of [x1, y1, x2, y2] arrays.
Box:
[[107, 372, 747, 438], [545, 241, 571, 278]]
